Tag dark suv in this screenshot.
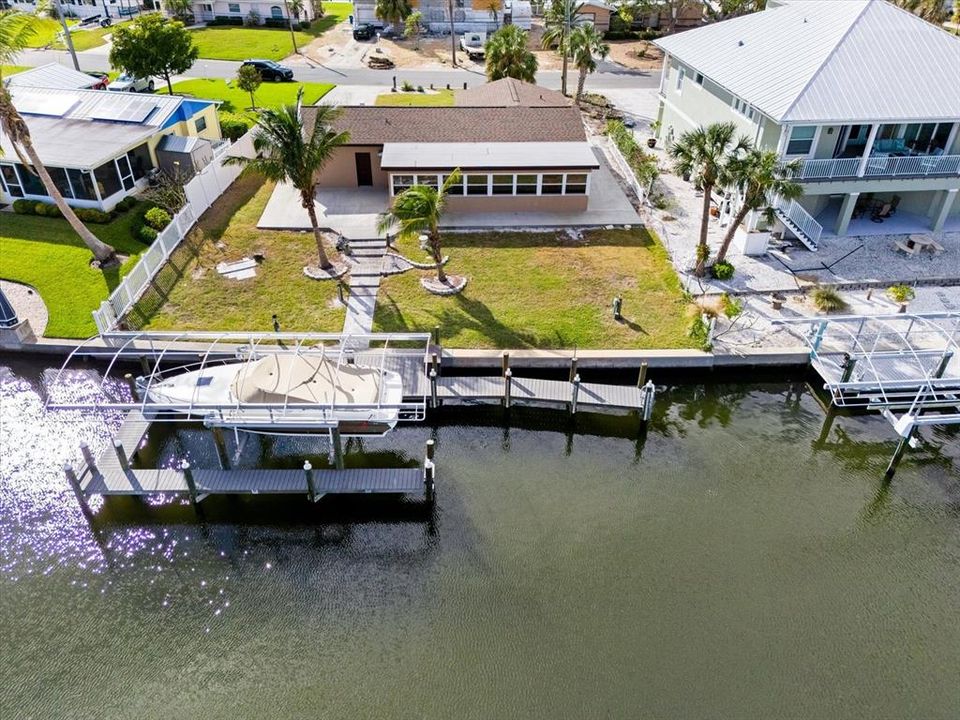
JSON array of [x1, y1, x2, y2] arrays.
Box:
[[240, 59, 294, 82], [352, 23, 376, 40]]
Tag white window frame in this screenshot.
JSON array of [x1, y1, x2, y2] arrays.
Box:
[[227, 2, 240, 11], [675, 66, 685, 93], [785, 125, 817, 157]]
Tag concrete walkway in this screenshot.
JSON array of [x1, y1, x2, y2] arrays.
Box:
[[341, 239, 387, 341]]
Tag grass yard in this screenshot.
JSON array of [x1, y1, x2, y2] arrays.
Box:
[[374, 229, 694, 349], [164, 78, 334, 114], [22, 17, 75, 48], [189, 4, 354, 61], [375, 90, 456, 106], [0, 207, 149, 338], [0, 65, 28, 77], [140, 171, 345, 333], [52, 20, 132, 52]]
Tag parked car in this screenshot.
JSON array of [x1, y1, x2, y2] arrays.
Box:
[[240, 59, 294, 82], [107, 73, 155, 93], [84, 71, 110, 90], [460, 32, 486, 61], [352, 23, 375, 40]]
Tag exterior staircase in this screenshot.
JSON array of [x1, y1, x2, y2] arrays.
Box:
[[773, 197, 822, 251]]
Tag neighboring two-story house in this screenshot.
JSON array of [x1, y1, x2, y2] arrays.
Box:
[[653, 0, 960, 250]]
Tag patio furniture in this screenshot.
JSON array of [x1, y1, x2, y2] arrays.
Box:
[[871, 203, 893, 222], [890, 195, 901, 214], [894, 240, 919, 255]]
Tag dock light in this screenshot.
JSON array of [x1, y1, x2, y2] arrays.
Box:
[[613, 295, 623, 321]]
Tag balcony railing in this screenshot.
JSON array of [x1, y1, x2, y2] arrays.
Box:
[[790, 154, 960, 181]]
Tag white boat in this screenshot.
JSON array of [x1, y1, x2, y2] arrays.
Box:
[[139, 352, 404, 434]]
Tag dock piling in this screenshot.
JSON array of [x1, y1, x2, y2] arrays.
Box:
[[637, 361, 648, 388], [501, 351, 510, 376], [885, 431, 913, 479], [139, 356, 150, 375], [64, 463, 93, 519], [569, 357, 578, 383], [429, 368, 438, 408], [432, 324, 441, 348], [123, 373, 140, 401], [80, 442, 98, 476], [304, 460, 317, 502], [504, 368, 513, 409], [113, 439, 130, 472], [331, 426, 345, 470], [431, 351, 439, 376], [424, 440, 436, 505], [426, 438, 436, 461], [181, 460, 198, 506], [571, 373, 581, 414], [933, 350, 953, 379], [642, 380, 655, 422], [212, 426, 230, 469]]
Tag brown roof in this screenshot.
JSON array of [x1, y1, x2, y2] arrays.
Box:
[[304, 105, 586, 145], [454, 78, 573, 108]]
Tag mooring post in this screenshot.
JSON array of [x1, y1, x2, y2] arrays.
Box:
[[331, 426, 345, 470], [642, 380, 655, 422], [933, 350, 953, 379], [139, 355, 150, 375], [839, 353, 857, 383], [571, 373, 581, 414], [304, 460, 316, 502], [816, 405, 838, 446], [569, 356, 578, 383], [424, 440, 436, 505], [426, 438, 436, 461], [64, 463, 93, 519], [429, 368, 438, 408], [79, 441, 98, 477], [501, 351, 510, 376], [431, 351, 440, 376], [432, 324, 441, 348], [885, 431, 913, 479], [637, 361, 648, 388], [181, 460, 198, 506], [113, 439, 130, 472], [504, 368, 513, 409], [212, 426, 230, 469], [123, 372, 140, 401]]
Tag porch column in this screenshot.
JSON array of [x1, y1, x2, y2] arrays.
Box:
[[835, 192, 860, 237], [930, 188, 957, 233], [856, 124, 881, 177]]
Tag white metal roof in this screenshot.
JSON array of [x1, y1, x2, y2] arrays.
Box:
[[4, 63, 100, 91], [655, 0, 960, 124], [380, 142, 601, 170]]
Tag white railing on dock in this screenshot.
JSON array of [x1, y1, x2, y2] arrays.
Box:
[[773, 196, 822, 250], [92, 131, 257, 334], [792, 154, 960, 181]]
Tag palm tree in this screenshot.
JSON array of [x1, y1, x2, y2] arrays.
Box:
[[714, 149, 803, 264], [485, 24, 537, 82], [894, 0, 949, 24], [375, 0, 410, 28], [0, 10, 117, 266], [568, 22, 608, 103], [541, 0, 583, 96], [227, 103, 349, 271], [377, 170, 461, 285], [668, 122, 751, 276]]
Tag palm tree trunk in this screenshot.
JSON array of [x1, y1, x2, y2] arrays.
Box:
[[714, 204, 751, 265], [19, 134, 117, 265], [430, 223, 446, 283], [448, 0, 457, 67], [695, 181, 712, 276], [560, 33, 568, 95], [576, 66, 587, 103], [303, 193, 332, 269]]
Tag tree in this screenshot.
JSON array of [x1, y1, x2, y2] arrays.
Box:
[[485, 24, 537, 82], [236, 64, 262, 110], [226, 104, 350, 271], [893, 0, 949, 24], [404, 10, 423, 49], [703, 0, 765, 23], [0, 10, 117, 266], [541, 0, 583, 96], [714, 149, 802, 264], [477, 0, 502, 23], [377, 170, 461, 285], [375, 0, 410, 28], [164, 0, 192, 22], [287, 0, 304, 19], [668, 122, 751, 276], [109, 13, 199, 95], [285, 0, 303, 54], [568, 22, 608, 103], [658, 0, 701, 34]]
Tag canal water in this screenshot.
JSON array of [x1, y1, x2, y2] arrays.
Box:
[[1, 357, 958, 719]]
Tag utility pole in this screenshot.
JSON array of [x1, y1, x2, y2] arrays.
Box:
[[52, 0, 81, 71], [561, 0, 570, 95], [448, 0, 458, 67], [283, 0, 300, 54]]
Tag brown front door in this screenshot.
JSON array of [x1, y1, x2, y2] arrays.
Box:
[[355, 152, 373, 186]]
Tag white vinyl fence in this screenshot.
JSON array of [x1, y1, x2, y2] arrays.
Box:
[[93, 132, 256, 334], [603, 138, 648, 204]]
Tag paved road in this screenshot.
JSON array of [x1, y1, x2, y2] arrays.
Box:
[[16, 48, 661, 89]]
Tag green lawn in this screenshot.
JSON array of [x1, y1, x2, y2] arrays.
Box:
[[141, 171, 345, 333], [189, 4, 354, 61], [375, 90, 456, 106], [22, 17, 75, 48], [0, 65, 28, 77], [0, 207, 149, 338], [52, 20, 132, 52], [374, 229, 694, 349], [164, 78, 334, 114]]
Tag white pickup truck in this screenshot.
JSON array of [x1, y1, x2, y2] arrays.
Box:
[[460, 32, 486, 61]]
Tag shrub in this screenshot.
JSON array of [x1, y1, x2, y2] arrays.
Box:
[[34, 202, 51, 216], [720, 293, 743, 318], [263, 17, 288, 27], [117, 196, 138, 211], [401, 79, 415, 92], [887, 284, 915, 303], [417, 85, 424, 92], [138, 225, 158, 243], [144, 206, 172, 231], [299, 20, 311, 29], [12, 199, 36, 214], [74, 207, 113, 224], [687, 312, 712, 351], [711, 260, 735, 280], [219, 111, 252, 141], [244, 9, 261, 26], [811, 286, 847, 313]]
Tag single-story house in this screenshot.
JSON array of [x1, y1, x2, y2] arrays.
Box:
[[4, 63, 104, 91], [192, 0, 317, 24], [302, 79, 600, 213], [580, 1, 613, 32], [0, 86, 222, 212]]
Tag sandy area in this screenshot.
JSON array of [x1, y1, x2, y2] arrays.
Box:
[[605, 40, 663, 70]]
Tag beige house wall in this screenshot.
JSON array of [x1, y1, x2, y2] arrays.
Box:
[[581, 5, 611, 32], [317, 146, 390, 188], [146, 104, 223, 168]]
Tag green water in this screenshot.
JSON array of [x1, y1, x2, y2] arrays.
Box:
[[1, 360, 958, 719]]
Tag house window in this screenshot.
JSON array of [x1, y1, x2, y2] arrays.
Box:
[[541, 174, 563, 195], [786, 126, 816, 156], [127, 143, 152, 180], [515, 174, 537, 195], [466, 174, 489, 195], [0, 164, 23, 197], [565, 173, 587, 194], [116, 155, 135, 191], [391, 174, 414, 195], [270, 5, 283, 18], [48, 167, 74, 198], [416, 174, 439, 190], [67, 169, 97, 200], [15, 163, 45, 196], [95, 160, 123, 199], [228, 2, 240, 11], [491, 174, 513, 195], [675, 67, 685, 92], [194, 116, 207, 134], [694, 72, 704, 86], [441, 173, 464, 195], [201, 3, 212, 11]]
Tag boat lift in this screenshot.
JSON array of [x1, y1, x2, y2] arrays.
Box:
[[773, 312, 960, 476], [46, 330, 433, 432]]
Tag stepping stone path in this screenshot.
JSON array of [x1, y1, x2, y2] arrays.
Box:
[[342, 238, 388, 345]]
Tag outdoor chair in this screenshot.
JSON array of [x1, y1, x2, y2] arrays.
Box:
[[890, 195, 901, 214], [894, 240, 919, 255], [871, 203, 892, 222]]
